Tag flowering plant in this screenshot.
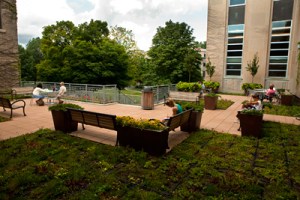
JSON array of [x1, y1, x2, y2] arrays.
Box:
[[116, 116, 167, 131]]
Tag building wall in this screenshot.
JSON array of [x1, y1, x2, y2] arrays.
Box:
[[207, 0, 300, 96], [0, 0, 19, 90]]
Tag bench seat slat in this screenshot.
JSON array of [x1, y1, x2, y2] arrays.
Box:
[[82, 112, 99, 126], [97, 114, 116, 130], [67, 108, 117, 131], [68, 109, 84, 123]]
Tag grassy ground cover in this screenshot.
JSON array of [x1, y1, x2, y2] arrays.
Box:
[[263, 104, 300, 117], [1, 121, 299, 199], [0, 116, 10, 123]]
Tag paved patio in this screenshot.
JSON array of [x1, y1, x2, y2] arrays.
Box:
[[0, 95, 299, 152]]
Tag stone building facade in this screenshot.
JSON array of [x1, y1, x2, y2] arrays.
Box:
[[0, 0, 19, 90], [207, 0, 300, 96]]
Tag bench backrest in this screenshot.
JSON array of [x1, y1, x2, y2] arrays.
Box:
[[0, 97, 12, 109], [67, 108, 117, 130], [166, 108, 193, 131]]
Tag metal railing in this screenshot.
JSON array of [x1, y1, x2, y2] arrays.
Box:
[[20, 81, 177, 106]]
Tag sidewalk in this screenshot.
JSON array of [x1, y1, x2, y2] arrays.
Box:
[[0, 95, 299, 150]]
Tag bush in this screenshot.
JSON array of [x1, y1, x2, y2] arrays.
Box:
[[116, 116, 166, 131], [48, 103, 84, 111], [204, 81, 220, 90], [241, 109, 263, 116], [241, 83, 263, 94], [177, 101, 204, 112], [176, 82, 201, 92]]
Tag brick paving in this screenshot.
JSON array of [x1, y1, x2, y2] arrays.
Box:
[[0, 95, 299, 151]]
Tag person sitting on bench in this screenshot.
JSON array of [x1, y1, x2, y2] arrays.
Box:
[[162, 99, 183, 125]]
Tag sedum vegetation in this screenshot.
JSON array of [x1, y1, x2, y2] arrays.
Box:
[[0, 122, 299, 199]]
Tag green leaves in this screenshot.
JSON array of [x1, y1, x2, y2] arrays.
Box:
[[246, 53, 260, 83], [148, 20, 202, 83]]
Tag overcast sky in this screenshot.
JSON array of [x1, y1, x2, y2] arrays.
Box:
[[17, 0, 208, 51]]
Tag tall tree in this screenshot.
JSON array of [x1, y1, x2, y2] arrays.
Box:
[[19, 37, 43, 81], [148, 20, 202, 83], [109, 25, 138, 54], [37, 20, 130, 88], [109, 25, 142, 86]]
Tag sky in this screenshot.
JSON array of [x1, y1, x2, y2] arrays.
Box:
[[17, 0, 208, 51]]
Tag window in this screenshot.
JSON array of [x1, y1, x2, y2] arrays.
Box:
[[228, 6, 245, 25], [226, 2, 245, 77], [272, 0, 294, 21], [230, 0, 245, 6], [268, 0, 294, 78]]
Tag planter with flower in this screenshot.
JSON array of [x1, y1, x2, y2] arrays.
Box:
[[204, 80, 220, 93], [241, 83, 263, 96], [177, 101, 204, 132], [48, 103, 84, 133], [204, 92, 220, 110], [277, 89, 294, 106], [239, 109, 263, 138], [116, 116, 169, 155]]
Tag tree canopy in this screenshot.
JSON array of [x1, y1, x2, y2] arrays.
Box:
[[36, 20, 130, 89], [148, 20, 202, 83]]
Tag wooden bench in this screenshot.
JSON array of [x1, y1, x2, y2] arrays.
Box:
[[168, 91, 200, 103], [67, 108, 117, 143], [12, 87, 34, 99], [166, 108, 194, 133], [0, 97, 27, 118]]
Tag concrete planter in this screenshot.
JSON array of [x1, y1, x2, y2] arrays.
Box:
[[280, 95, 293, 106], [117, 126, 169, 156], [240, 114, 263, 138], [51, 110, 78, 133], [204, 95, 218, 110], [180, 111, 203, 132]]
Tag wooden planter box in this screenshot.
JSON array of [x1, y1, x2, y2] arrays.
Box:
[[204, 96, 218, 110], [240, 114, 263, 138], [280, 95, 293, 106], [180, 111, 203, 132], [117, 126, 169, 156], [51, 110, 78, 133]]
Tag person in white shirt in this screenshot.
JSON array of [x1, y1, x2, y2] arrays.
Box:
[[32, 83, 48, 105], [57, 82, 67, 104], [242, 94, 262, 110]]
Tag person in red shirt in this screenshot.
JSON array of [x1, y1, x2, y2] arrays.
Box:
[[265, 85, 276, 102]]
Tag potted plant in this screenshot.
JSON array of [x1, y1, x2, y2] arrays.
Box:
[[204, 92, 220, 110], [116, 116, 169, 156], [239, 109, 263, 138], [204, 80, 220, 93], [241, 83, 263, 96], [48, 103, 84, 133], [178, 101, 204, 132], [277, 89, 293, 106]]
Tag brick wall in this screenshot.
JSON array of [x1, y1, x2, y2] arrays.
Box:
[[0, 0, 20, 91]]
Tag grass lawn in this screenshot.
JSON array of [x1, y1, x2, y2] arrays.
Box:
[[0, 116, 10, 123], [1, 122, 299, 199], [264, 103, 300, 117]]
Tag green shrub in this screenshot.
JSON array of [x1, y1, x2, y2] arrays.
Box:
[[177, 101, 204, 112], [176, 82, 201, 92], [204, 81, 220, 90], [205, 92, 220, 97], [241, 83, 263, 91], [241, 109, 263, 116], [116, 116, 167, 131], [48, 103, 84, 111]]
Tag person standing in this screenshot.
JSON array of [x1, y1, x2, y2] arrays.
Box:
[[57, 82, 67, 104]]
